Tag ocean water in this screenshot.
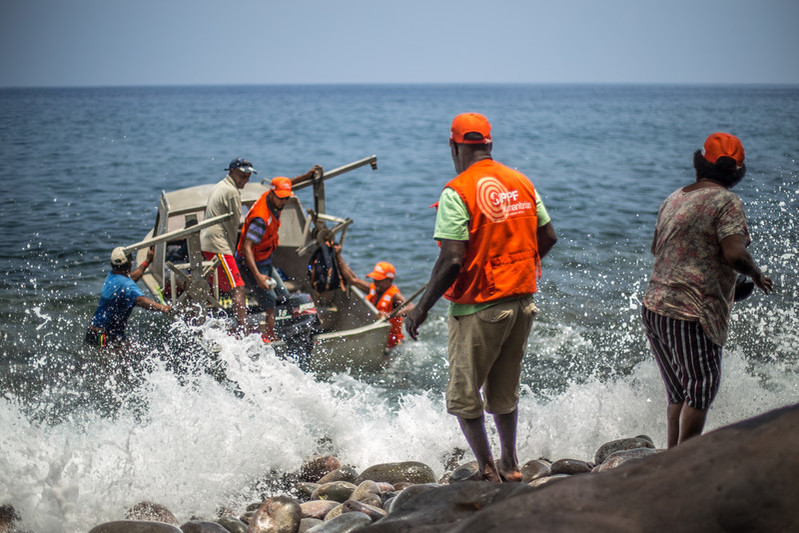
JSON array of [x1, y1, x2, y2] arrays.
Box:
[[1, 84, 798, 531]]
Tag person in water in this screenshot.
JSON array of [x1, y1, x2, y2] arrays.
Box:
[[335, 251, 414, 352], [85, 247, 171, 348], [405, 113, 558, 483], [641, 132, 773, 448]]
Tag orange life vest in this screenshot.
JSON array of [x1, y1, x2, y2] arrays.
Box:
[[237, 192, 280, 263], [443, 159, 540, 304], [368, 283, 404, 348]]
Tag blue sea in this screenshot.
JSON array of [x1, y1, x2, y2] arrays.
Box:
[[1, 84, 798, 531]]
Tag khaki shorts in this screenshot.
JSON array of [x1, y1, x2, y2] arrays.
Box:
[[446, 295, 538, 418]]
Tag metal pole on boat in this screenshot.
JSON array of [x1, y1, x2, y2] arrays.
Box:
[[289, 155, 378, 253], [287, 155, 378, 192], [120, 212, 233, 254], [312, 165, 325, 217]]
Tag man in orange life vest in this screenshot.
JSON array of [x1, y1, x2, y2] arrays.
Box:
[[236, 169, 320, 341], [406, 113, 558, 483], [335, 253, 414, 352]]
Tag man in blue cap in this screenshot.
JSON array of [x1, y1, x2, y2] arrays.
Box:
[[200, 157, 257, 332]]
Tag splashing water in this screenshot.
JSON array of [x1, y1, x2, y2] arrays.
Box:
[[2, 84, 798, 531], [2, 299, 797, 532]]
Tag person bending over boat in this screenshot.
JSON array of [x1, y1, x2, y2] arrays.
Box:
[[236, 169, 321, 342], [200, 157, 258, 333], [405, 113, 557, 483], [335, 252, 414, 353], [641, 133, 773, 448], [85, 247, 170, 348]]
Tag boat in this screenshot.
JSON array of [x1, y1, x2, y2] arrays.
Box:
[[125, 156, 392, 374]]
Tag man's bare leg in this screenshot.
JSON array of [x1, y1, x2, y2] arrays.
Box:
[[493, 408, 522, 481], [231, 286, 250, 333], [458, 415, 501, 482], [262, 309, 276, 341]]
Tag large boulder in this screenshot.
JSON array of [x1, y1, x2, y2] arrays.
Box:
[[311, 481, 358, 503], [450, 402, 799, 532], [355, 462, 436, 486], [247, 496, 302, 533], [593, 447, 659, 472], [179, 522, 229, 533], [308, 511, 371, 532], [318, 465, 360, 485], [354, 482, 533, 532], [519, 459, 550, 483], [593, 436, 655, 465], [216, 517, 248, 533], [89, 522, 182, 533], [549, 458, 592, 476], [300, 500, 340, 520], [125, 502, 180, 525], [299, 456, 342, 483], [349, 480, 383, 508]]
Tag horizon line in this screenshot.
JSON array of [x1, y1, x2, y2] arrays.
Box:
[[2, 81, 799, 91]]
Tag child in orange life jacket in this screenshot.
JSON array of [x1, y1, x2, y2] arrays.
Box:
[[334, 249, 414, 352]]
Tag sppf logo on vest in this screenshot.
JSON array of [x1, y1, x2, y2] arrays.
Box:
[[476, 176, 514, 223]]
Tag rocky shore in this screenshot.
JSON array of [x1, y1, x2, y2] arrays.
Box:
[[3, 403, 797, 533]]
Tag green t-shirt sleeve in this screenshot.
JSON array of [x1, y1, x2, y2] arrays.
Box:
[[535, 193, 550, 226], [433, 186, 551, 242], [434, 187, 470, 241]]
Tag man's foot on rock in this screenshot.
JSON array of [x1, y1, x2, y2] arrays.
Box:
[[458, 463, 502, 483], [497, 459, 522, 482], [498, 469, 523, 482]]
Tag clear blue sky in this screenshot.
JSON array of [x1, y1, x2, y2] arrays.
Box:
[[1, 0, 797, 87]]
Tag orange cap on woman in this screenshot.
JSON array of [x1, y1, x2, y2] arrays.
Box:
[[702, 132, 745, 168]]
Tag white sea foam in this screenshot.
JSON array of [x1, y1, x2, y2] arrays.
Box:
[[2, 318, 795, 532]]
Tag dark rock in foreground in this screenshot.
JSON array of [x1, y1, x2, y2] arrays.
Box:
[[354, 482, 533, 532], [88, 521, 182, 533], [443, 402, 799, 532]]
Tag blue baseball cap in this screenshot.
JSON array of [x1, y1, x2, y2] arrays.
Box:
[[226, 157, 258, 174]]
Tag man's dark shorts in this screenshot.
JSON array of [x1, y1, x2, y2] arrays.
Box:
[[84, 327, 123, 348], [237, 261, 289, 309]]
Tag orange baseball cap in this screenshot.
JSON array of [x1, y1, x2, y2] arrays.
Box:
[[367, 261, 395, 280], [702, 132, 745, 168], [450, 113, 492, 144], [270, 176, 294, 198]]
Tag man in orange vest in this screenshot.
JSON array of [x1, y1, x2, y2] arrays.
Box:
[[335, 252, 414, 353], [406, 113, 558, 483], [236, 168, 319, 341]]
